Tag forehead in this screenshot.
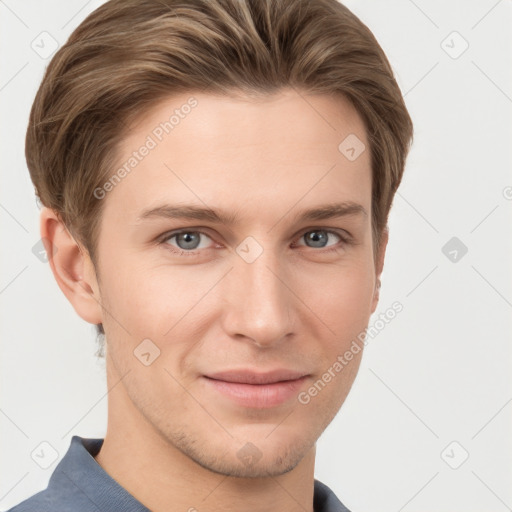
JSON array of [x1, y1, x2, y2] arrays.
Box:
[[102, 89, 371, 225]]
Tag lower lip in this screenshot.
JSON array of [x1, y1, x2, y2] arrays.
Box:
[[203, 376, 309, 408]]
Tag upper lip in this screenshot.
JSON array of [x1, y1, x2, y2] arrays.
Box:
[[204, 369, 309, 385]]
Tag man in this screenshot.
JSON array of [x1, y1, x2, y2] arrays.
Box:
[[9, 0, 413, 511]]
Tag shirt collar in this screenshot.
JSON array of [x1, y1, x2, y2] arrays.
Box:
[[48, 435, 149, 511]]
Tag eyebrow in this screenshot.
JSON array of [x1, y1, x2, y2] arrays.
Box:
[[136, 201, 367, 225]]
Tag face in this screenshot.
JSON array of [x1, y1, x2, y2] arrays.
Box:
[[86, 88, 383, 477]]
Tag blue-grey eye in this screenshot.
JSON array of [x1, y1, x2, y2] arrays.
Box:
[[162, 230, 214, 254], [302, 230, 340, 248], [175, 232, 201, 250]]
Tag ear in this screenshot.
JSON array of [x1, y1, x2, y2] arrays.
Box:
[[370, 226, 389, 315], [40, 207, 103, 325]]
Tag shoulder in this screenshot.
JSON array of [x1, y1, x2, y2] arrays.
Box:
[[314, 479, 353, 512], [4, 468, 100, 512], [4, 488, 53, 512]]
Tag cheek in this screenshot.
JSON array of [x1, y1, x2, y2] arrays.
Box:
[[97, 252, 170, 340], [106, 259, 219, 345], [100, 244, 375, 351], [299, 259, 375, 336]]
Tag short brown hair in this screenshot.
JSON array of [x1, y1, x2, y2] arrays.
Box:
[[26, 0, 413, 342]]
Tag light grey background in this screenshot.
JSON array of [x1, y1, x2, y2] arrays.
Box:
[[1, 1, 511, 511]]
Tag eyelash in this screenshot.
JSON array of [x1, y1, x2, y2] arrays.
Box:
[[158, 228, 353, 257]]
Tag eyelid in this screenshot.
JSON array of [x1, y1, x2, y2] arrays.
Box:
[[159, 229, 217, 251], [292, 228, 352, 247], [158, 226, 354, 255]]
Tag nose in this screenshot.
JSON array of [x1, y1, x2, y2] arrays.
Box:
[[220, 245, 294, 348]]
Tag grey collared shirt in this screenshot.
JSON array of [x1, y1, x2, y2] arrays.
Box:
[[7, 436, 351, 512]]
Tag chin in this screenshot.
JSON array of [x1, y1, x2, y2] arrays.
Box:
[[195, 448, 305, 479], [166, 423, 314, 479]]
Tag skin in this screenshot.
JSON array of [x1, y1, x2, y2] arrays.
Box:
[[41, 88, 387, 512]]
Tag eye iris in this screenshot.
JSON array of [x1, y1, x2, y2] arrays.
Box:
[[305, 230, 328, 248], [176, 232, 200, 250]]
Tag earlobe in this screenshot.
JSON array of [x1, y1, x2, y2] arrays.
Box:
[[40, 207, 103, 325]]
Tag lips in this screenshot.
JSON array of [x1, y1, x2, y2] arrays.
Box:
[[202, 369, 310, 408], [204, 368, 309, 385]]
